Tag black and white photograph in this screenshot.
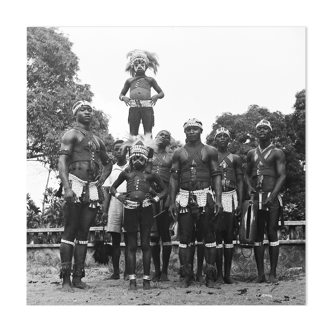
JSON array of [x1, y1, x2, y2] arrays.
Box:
[[26, 26, 306, 306]]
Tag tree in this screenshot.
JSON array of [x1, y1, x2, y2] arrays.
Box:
[[27, 27, 113, 170]]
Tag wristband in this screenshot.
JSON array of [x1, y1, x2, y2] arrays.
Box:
[[115, 193, 121, 198], [154, 196, 160, 203], [120, 95, 124, 101]]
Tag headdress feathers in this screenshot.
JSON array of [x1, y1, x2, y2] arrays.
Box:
[[125, 49, 160, 77]]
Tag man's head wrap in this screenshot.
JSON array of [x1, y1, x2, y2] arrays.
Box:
[[72, 101, 93, 116], [256, 119, 272, 131], [183, 118, 203, 131], [214, 127, 230, 140], [156, 130, 171, 138], [125, 49, 159, 77]]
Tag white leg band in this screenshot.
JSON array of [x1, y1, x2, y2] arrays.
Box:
[[254, 242, 263, 247], [216, 244, 223, 249], [269, 240, 280, 246], [179, 243, 187, 248], [224, 243, 234, 249], [197, 241, 204, 245], [205, 242, 216, 248], [129, 274, 136, 280], [78, 240, 89, 245], [162, 242, 172, 246], [143, 275, 151, 281], [150, 242, 158, 246], [61, 239, 75, 247]]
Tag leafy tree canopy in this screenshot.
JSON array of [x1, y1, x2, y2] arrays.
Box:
[[27, 27, 113, 170]]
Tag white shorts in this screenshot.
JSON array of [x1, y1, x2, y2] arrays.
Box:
[[107, 198, 125, 233]]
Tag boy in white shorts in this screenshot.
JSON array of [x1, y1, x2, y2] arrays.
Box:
[[103, 140, 129, 280]]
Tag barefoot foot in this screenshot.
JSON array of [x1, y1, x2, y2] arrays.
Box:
[[196, 274, 204, 283], [215, 276, 225, 284], [123, 273, 129, 281], [267, 274, 278, 284], [224, 276, 236, 284], [128, 280, 137, 291], [110, 273, 120, 280], [152, 271, 161, 282], [250, 275, 266, 283], [72, 277, 91, 289], [143, 280, 151, 290], [61, 282, 74, 293], [160, 272, 169, 282]]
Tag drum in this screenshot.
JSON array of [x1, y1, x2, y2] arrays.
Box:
[[239, 194, 258, 246]]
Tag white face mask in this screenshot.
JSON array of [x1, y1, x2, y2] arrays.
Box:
[[133, 59, 147, 73]]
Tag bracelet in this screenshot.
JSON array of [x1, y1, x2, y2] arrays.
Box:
[[120, 95, 124, 101], [115, 193, 120, 198], [154, 196, 160, 203]]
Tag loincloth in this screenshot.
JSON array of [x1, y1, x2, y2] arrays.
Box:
[[215, 189, 238, 232], [69, 173, 103, 208], [175, 187, 214, 215]]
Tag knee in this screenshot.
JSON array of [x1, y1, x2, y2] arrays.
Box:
[[215, 231, 223, 245], [62, 225, 77, 242], [140, 241, 150, 252], [111, 233, 121, 246], [267, 227, 278, 241], [160, 232, 171, 243], [128, 242, 137, 253]]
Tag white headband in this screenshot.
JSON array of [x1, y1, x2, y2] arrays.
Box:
[[72, 101, 93, 115], [256, 119, 272, 131], [214, 127, 230, 139], [183, 118, 203, 131]]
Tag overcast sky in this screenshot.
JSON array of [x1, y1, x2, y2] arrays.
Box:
[[59, 27, 305, 143], [27, 27, 305, 206]]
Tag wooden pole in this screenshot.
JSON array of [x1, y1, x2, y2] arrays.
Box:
[[42, 168, 51, 215]]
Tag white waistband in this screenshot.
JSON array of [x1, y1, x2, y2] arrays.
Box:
[[124, 199, 152, 209], [129, 99, 152, 107]]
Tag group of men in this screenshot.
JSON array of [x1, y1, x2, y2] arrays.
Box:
[[58, 100, 286, 292], [57, 48, 286, 292]]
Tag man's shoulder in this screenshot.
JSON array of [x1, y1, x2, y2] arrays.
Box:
[[203, 144, 218, 155]]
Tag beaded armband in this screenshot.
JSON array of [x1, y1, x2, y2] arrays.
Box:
[[211, 169, 222, 177], [170, 168, 180, 174], [59, 149, 71, 156]]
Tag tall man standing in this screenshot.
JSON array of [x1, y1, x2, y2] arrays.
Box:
[[169, 119, 222, 288], [245, 119, 286, 284], [58, 101, 113, 292], [214, 127, 243, 284], [150, 130, 173, 282]]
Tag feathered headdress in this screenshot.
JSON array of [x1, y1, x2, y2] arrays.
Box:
[[122, 133, 158, 160], [125, 49, 160, 77]]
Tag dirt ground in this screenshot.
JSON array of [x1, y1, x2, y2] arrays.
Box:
[[27, 266, 305, 305]]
